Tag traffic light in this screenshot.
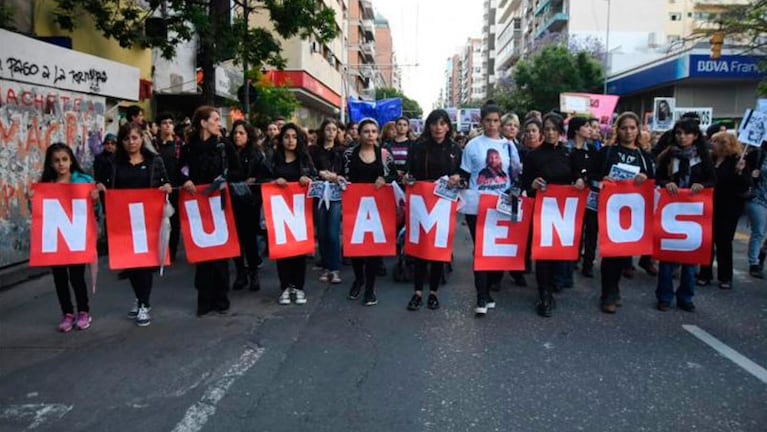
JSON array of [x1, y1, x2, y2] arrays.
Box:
[[710, 32, 724, 60]]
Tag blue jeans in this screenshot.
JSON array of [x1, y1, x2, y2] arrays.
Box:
[[656, 262, 697, 305], [317, 200, 342, 272], [746, 201, 767, 266]]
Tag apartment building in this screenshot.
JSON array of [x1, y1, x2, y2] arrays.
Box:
[[461, 38, 484, 104], [480, 0, 499, 97], [374, 14, 394, 89]]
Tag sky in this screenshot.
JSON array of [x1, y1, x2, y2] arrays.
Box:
[[373, 0, 484, 117]]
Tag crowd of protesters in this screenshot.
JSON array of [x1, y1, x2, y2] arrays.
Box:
[[38, 101, 767, 332]]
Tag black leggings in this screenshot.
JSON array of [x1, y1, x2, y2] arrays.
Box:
[[600, 256, 631, 304], [581, 209, 598, 269], [700, 205, 742, 282], [276, 255, 307, 290], [195, 259, 230, 313], [233, 201, 262, 270], [52, 264, 89, 315], [465, 214, 503, 300], [413, 259, 443, 293], [352, 257, 380, 292], [127, 267, 154, 307]]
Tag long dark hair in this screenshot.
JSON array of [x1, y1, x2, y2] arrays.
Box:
[[275, 123, 311, 165], [40, 143, 85, 182], [114, 123, 153, 163], [317, 118, 341, 148], [187, 105, 217, 142], [419, 109, 453, 144], [230, 119, 257, 151]]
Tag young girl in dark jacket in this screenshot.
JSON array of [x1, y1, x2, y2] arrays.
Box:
[[343, 118, 397, 306], [405, 109, 463, 311], [270, 123, 316, 305], [654, 118, 716, 312], [97, 123, 171, 326], [521, 113, 586, 318], [180, 106, 243, 317]]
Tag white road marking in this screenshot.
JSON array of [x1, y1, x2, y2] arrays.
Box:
[[683, 325, 767, 385], [0, 403, 73, 430], [171, 347, 265, 432]]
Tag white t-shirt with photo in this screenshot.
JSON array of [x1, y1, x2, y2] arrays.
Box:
[[460, 135, 520, 194]]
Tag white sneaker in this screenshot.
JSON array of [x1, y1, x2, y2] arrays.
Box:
[[319, 271, 330, 282], [294, 289, 307, 305], [128, 299, 151, 318], [135, 306, 151, 327], [330, 271, 342, 284], [278, 288, 292, 305]]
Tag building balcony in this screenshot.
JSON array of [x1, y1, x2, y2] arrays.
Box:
[[534, 0, 551, 16], [360, 42, 375, 61], [361, 19, 375, 40], [360, 0, 375, 20], [535, 10, 568, 38]]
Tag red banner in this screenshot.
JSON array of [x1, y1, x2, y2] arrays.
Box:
[[598, 180, 655, 257], [532, 184, 588, 260], [653, 188, 713, 265], [105, 189, 169, 269], [474, 194, 533, 271], [403, 181, 457, 262], [29, 183, 97, 266], [179, 185, 241, 263], [262, 182, 315, 259], [342, 184, 397, 257]]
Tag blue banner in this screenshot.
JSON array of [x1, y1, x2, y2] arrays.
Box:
[[348, 97, 403, 125]]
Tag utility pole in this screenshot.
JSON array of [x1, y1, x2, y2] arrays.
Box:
[[242, 1, 251, 119], [603, 0, 611, 95]]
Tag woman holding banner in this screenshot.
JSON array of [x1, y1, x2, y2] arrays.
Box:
[[97, 123, 171, 326], [343, 118, 397, 306], [460, 101, 521, 316], [697, 132, 751, 289], [655, 118, 716, 312], [404, 109, 463, 311], [180, 106, 243, 317], [36, 143, 100, 332], [521, 113, 586, 318], [271, 124, 317, 305], [590, 112, 655, 314], [309, 119, 346, 285]]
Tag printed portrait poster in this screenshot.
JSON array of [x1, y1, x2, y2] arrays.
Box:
[[29, 183, 98, 266], [404, 181, 458, 262], [342, 184, 397, 257], [179, 185, 241, 263], [474, 194, 534, 271], [105, 189, 170, 269], [262, 182, 315, 259], [652, 97, 675, 131], [532, 185, 588, 260], [476, 148, 510, 193], [598, 180, 655, 257], [653, 188, 713, 265]]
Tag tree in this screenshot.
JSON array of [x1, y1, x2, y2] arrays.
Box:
[[242, 69, 299, 129], [53, 0, 338, 104], [497, 45, 603, 114], [375, 87, 423, 119], [692, 0, 767, 94]]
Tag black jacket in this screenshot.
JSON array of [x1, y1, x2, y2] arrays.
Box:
[[156, 136, 183, 186], [521, 142, 574, 197], [108, 152, 169, 189], [656, 144, 716, 188], [180, 135, 243, 185], [407, 138, 462, 181], [93, 151, 114, 185], [343, 144, 398, 183], [590, 144, 656, 182], [713, 155, 752, 210]]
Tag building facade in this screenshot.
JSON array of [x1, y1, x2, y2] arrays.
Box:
[[480, 0, 498, 97], [374, 14, 394, 89]]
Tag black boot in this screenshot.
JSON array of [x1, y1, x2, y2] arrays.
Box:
[[233, 259, 248, 291], [536, 291, 555, 318], [248, 270, 260, 291]]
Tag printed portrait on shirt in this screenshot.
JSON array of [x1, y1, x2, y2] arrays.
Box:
[[476, 148, 508, 191]]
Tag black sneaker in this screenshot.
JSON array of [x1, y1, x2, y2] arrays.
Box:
[[750, 265, 764, 279], [581, 266, 594, 278], [348, 280, 362, 300], [363, 291, 378, 306], [427, 293, 439, 310], [475, 298, 488, 316], [248, 271, 261, 291], [678, 301, 696, 312], [536, 295, 555, 318], [407, 294, 422, 311], [232, 272, 248, 291]]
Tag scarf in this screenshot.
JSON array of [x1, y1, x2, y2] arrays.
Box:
[[671, 145, 698, 188]]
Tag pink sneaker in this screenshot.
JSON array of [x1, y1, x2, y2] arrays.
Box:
[[75, 311, 91, 330], [58, 313, 75, 333]]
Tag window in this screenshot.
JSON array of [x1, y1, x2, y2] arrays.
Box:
[[669, 12, 682, 21]]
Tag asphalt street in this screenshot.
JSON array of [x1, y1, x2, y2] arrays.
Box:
[[1, 221, 765, 432]]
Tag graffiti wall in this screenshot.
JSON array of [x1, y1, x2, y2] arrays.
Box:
[[0, 79, 105, 267]]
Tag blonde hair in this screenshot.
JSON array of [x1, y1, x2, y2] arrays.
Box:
[[711, 131, 743, 157]]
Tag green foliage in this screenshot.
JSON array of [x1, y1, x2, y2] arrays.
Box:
[[375, 87, 423, 119], [458, 100, 484, 109], [693, 0, 767, 95], [498, 45, 603, 114], [243, 70, 300, 129]]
